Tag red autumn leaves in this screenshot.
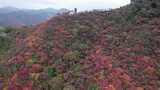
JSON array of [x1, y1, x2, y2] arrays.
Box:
[[30, 64, 43, 73], [2, 10, 160, 90]]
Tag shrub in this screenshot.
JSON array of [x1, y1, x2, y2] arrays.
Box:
[[48, 75, 65, 90], [47, 67, 57, 77], [63, 51, 81, 61], [63, 85, 76, 90], [31, 53, 39, 63], [88, 84, 98, 90]]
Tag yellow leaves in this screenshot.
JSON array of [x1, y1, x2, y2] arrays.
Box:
[[30, 73, 40, 80], [26, 59, 34, 65], [0, 77, 9, 90], [48, 74, 65, 89], [94, 71, 105, 81], [3, 87, 8, 90], [63, 51, 81, 61]]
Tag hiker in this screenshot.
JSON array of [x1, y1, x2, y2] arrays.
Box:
[[74, 8, 77, 14]]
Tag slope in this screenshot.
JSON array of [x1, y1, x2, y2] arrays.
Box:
[[0, 2, 160, 90]]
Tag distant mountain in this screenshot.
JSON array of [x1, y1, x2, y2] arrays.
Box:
[[0, 7, 19, 14], [0, 7, 69, 27]]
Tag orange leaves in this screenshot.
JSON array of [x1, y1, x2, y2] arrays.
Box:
[[111, 78, 123, 89], [24, 52, 32, 60], [136, 87, 144, 90], [8, 68, 32, 90], [112, 68, 132, 84], [56, 26, 72, 38], [53, 48, 64, 56], [98, 80, 116, 90], [26, 36, 41, 49], [144, 66, 156, 75], [8, 80, 33, 90], [135, 56, 154, 68], [11, 73, 18, 82], [30, 64, 43, 73], [26, 36, 37, 47], [95, 47, 102, 54], [57, 27, 66, 33], [107, 68, 135, 89], [119, 73, 132, 85], [107, 85, 116, 90], [98, 79, 108, 90]]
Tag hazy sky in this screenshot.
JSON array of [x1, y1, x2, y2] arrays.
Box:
[[0, 0, 130, 11]]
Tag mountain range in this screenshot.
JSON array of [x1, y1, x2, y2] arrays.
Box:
[[0, 7, 68, 27]]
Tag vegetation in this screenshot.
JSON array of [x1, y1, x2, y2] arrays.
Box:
[[0, 1, 160, 90], [0, 27, 15, 59]]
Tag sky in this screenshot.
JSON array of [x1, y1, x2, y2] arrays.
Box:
[[0, 0, 130, 11]]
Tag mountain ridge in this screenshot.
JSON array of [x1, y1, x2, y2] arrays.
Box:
[[0, 7, 69, 27]]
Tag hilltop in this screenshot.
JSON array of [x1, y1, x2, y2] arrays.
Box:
[[0, 0, 160, 90]]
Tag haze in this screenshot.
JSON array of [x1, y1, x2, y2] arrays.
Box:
[[0, 0, 130, 11]]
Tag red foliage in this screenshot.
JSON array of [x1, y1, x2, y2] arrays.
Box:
[[2, 10, 160, 90], [30, 64, 43, 73]]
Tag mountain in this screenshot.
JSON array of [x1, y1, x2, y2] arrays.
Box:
[[0, 7, 68, 27], [0, 7, 19, 14], [0, 0, 160, 90]]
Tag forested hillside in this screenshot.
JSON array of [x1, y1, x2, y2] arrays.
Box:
[[0, 0, 160, 90]]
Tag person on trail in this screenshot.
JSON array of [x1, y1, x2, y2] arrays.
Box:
[[74, 8, 77, 14]]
